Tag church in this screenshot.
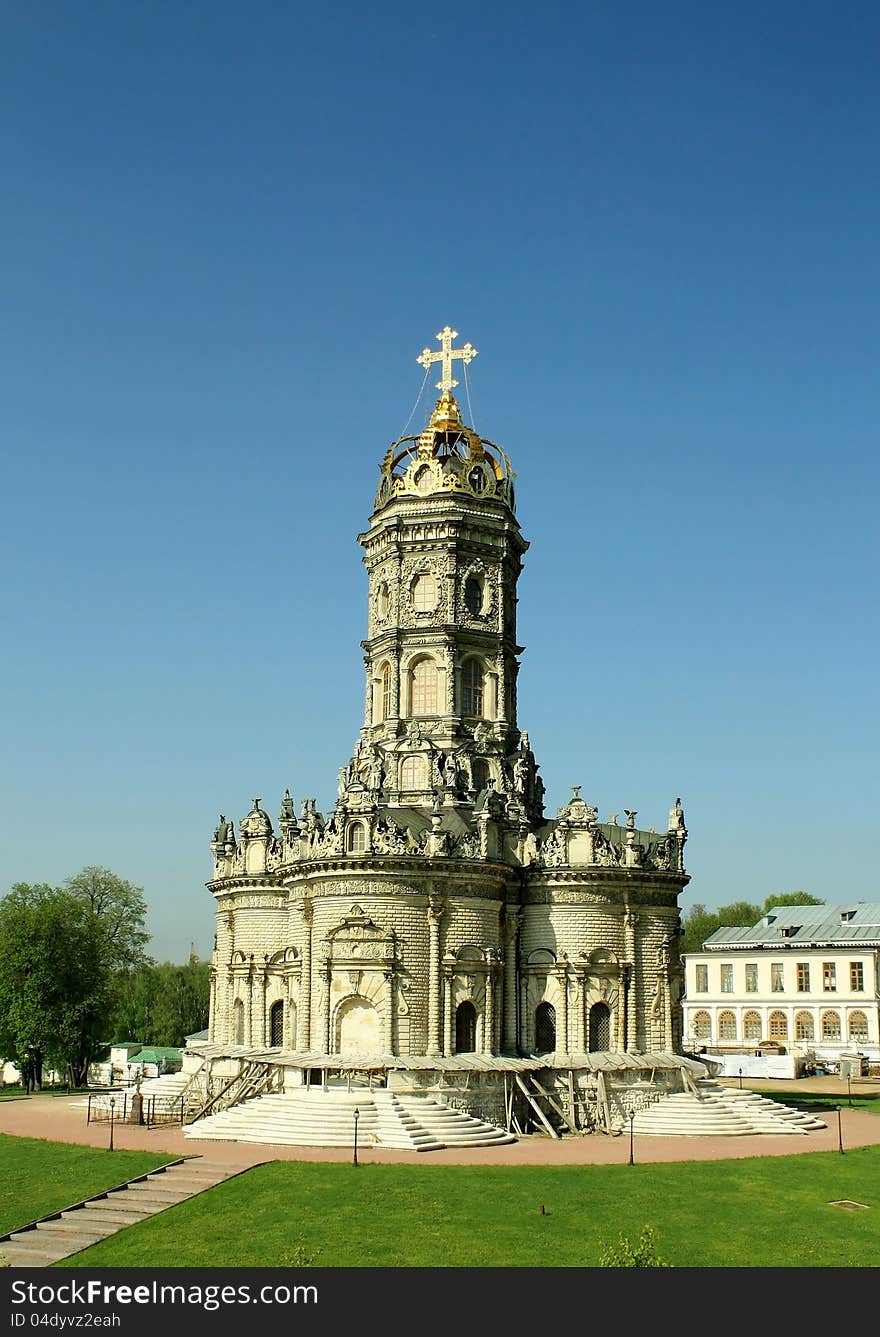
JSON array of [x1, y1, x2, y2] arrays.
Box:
[[186, 328, 705, 1142]]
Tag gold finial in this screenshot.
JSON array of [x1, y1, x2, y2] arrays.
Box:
[[417, 325, 478, 391]]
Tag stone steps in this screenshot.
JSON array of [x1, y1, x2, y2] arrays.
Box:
[[184, 1088, 515, 1150], [631, 1080, 827, 1137], [0, 1158, 240, 1268]]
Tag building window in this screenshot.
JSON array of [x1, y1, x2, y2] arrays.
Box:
[[823, 962, 837, 992], [745, 963, 758, 992], [461, 659, 484, 717], [455, 1001, 477, 1054], [848, 1011, 868, 1043], [693, 1011, 711, 1040], [771, 962, 785, 992], [720, 963, 733, 993], [821, 1011, 841, 1042], [535, 1002, 557, 1053], [411, 659, 438, 714], [795, 1012, 814, 1042], [718, 1011, 736, 1041], [347, 822, 365, 853], [850, 962, 864, 992], [768, 1011, 788, 1041], [695, 964, 708, 993], [743, 1011, 762, 1041], [269, 999, 284, 1048], [380, 664, 391, 722], [796, 963, 810, 993], [464, 576, 483, 616], [411, 572, 437, 611], [376, 582, 390, 620], [400, 755, 425, 790], [471, 758, 490, 792]]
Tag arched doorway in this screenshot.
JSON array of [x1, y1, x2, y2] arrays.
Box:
[[455, 1001, 477, 1053], [233, 998, 245, 1045], [269, 999, 284, 1047], [588, 1002, 610, 1052], [535, 1001, 556, 1053], [336, 996, 380, 1055]]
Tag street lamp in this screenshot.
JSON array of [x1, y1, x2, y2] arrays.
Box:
[[628, 1109, 635, 1166], [847, 1074, 852, 1107], [352, 1107, 360, 1167], [108, 1096, 116, 1152], [837, 1106, 844, 1155], [738, 1067, 743, 1090]]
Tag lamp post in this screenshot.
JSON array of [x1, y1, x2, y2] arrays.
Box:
[[837, 1105, 844, 1155], [847, 1074, 852, 1107], [738, 1067, 743, 1090], [628, 1109, 635, 1166], [352, 1107, 360, 1167], [108, 1096, 116, 1152]]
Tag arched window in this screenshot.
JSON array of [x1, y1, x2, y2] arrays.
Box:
[[379, 664, 391, 722], [411, 572, 437, 611], [769, 1011, 788, 1040], [718, 1011, 737, 1041], [464, 576, 483, 615], [455, 1001, 477, 1054], [588, 1002, 610, 1052], [471, 758, 490, 793], [414, 465, 433, 493], [693, 1011, 711, 1040], [269, 1000, 284, 1048], [461, 659, 484, 717], [795, 1012, 815, 1042], [535, 1002, 556, 1053], [743, 1011, 762, 1041], [411, 659, 438, 714], [821, 1011, 841, 1041], [233, 998, 245, 1045], [848, 1011, 868, 1043], [400, 755, 425, 790], [347, 822, 365, 853]]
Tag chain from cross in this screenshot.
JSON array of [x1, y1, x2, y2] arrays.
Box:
[[417, 325, 478, 391]]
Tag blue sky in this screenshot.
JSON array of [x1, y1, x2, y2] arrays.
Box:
[[2, 2, 877, 963]]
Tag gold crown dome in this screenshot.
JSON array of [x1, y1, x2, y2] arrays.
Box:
[[428, 390, 465, 432]]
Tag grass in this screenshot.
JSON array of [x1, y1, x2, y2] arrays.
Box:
[[50, 1146, 880, 1269], [753, 1088, 880, 1114], [0, 1136, 180, 1237]]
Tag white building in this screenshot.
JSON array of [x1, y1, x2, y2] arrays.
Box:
[[683, 903, 880, 1068]]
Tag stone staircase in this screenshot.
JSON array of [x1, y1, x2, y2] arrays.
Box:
[[184, 1087, 515, 1151], [0, 1158, 242, 1268], [631, 1080, 827, 1136]]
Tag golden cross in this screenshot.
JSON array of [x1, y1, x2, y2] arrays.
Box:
[[417, 325, 478, 391]]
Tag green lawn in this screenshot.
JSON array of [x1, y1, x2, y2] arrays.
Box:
[[54, 1146, 880, 1269], [0, 1135, 180, 1236]]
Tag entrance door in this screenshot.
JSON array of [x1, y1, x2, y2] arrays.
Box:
[[269, 999, 284, 1047], [588, 1002, 610, 1051], [455, 1001, 477, 1053], [535, 1002, 556, 1053], [336, 997, 381, 1055]]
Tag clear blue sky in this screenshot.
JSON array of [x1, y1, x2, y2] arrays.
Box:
[[2, 2, 877, 962]]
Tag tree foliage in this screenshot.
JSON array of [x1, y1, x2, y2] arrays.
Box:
[[0, 885, 112, 1087], [64, 866, 151, 973], [110, 959, 210, 1047], [681, 891, 824, 954]]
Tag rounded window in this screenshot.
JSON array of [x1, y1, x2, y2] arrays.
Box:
[[347, 823, 366, 853], [414, 464, 433, 492], [411, 573, 437, 612], [377, 583, 390, 619], [468, 465, 486, 493], [464, 576, 483, 616]]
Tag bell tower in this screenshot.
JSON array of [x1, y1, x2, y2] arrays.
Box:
[[347, 328, 540, 816]]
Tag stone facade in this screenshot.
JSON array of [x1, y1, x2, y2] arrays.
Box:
[[204, 348, 691, 1073]]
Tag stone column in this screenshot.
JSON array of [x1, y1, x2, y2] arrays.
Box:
[[520, 975, 530, 1053], [208, 971, 217, 1042], [502, 909, 521, 1054], [443, 644, 456, 716], [443, 966, 454, 1056], [427, 897, 445, 1056], [384, 971, 395, 1053], [296, 901, 313, 1051], [624, 910, 639, 1051], [572, 973, 584, 1053], [245, 964, 254, 1047], [227, 973, 235, 1044], [283, 974, 294, 1051], [322, 962, 332, 1053], [259, 966, 268, 1046], [555, 964, 569, 1056], [484, 963, 495, 1055]]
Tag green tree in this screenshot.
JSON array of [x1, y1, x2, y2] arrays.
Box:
[[600, 1225, 669, 1267], [680, 899, 760, 953], [762, 891, 823, 912], [0, 886, 112, 1088], [64, 866, 151, 973], [109, 958, 210, 1047]]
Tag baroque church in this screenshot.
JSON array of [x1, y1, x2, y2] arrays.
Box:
[[187, 328, 705, 1141]]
